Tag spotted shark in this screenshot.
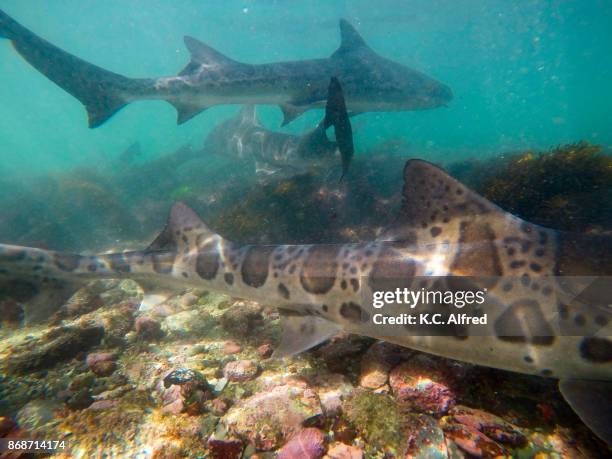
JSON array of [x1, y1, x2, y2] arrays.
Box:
[[0, 9, 452, 128], [0, 160, 610, 444], [204, 77, 354, 178]]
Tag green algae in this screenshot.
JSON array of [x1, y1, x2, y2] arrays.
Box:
[[212, 173, 333, 243], [451, 141, 612, 232], [344, 389, 404, 453]]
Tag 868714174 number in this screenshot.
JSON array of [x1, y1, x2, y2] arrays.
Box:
[[0, 439, 68, 453]]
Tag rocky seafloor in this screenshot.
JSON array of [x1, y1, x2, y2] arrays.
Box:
[[0, 278, 609, 458]]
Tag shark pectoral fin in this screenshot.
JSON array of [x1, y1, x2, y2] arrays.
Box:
[[170, 101, 209, 125], [272, 309, 342, 358], [137, 280, 178, 312], [279, 104, 308, 126], [324, 77, 353, 180], [13, 279, 86, 325], [559, 379, 612, 445], [140, 291, 175, 312]]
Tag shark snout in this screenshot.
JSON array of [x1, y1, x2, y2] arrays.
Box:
[[433, 83, 453, 105]]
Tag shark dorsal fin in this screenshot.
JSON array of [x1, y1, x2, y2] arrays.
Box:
[[339, 19, 368, 50], [147, 202, 215, 252], [333, 19, 370, 57], [382, 159, 504, 242], [382, 159, 563, 282], [182, 36, 240, 70]]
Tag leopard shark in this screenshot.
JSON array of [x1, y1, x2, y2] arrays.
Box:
[[204, 77, 354, 178], [0, 9, 452, 128], [0, 160, 610, 444]]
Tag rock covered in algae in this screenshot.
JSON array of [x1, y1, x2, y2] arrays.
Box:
[[277, 427, 327, 459], [403, 413, 448, 459], [86, 351, 117, 377], [220, 301, 264, 336], [223, 359, 260, 382], [442, 422, 507, 457], [0, 416, 17, 437], [158, 368, 212, 415], [207, 435, 244, 459], [257, 343, 274, 359], [359, 341, 414, 389], [134, 315, 164, 340], [445, 405, 527, 447], [220, 382, 323, 450], [163, 309, 215, 338], [324, 442, 364, 459], [223, 340, 242, 355], [5, 325, 104, 374], [16, 399, 62, 432], [343, 389, 404, 453], [389, 359, 456, 416], [308, 373, 354, 416], [315, 334, 373, 374]]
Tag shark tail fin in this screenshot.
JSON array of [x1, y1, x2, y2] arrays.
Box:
[[0, 8, 18, 39], [324, 77, 354, 180], [0, 9, 147, 128]]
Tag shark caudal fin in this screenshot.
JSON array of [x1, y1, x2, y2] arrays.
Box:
[[0, 9, 147, 128], [324, 77, 354, 180], [0, 8, 17, 39]]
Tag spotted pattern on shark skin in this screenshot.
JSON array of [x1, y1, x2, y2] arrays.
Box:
[[300, 245, 340, 294], [220, 240, 243, 272], [494, 299, 555, 346], [278, 283, 290, 300], [368, 246, 416, 292], [54, 253, 80, 272], [125, 252, 146, 267], [580, 338, 612, 363], [2, 247, 27, 261], [241, 246, 274, 288], [196, 240, 220, 280], [340, 301, 369, 323], [450, 221, 502, 280], [108, 254, 132, 273]]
